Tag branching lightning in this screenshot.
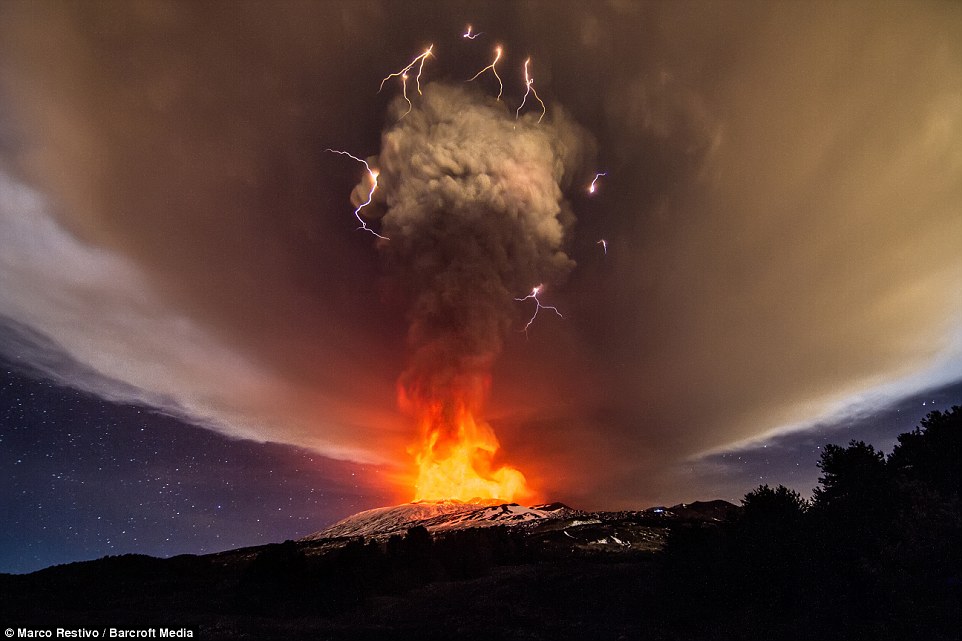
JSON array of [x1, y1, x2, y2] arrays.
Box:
[[325, 148, 388, 240], [515, 284, 563, 335], [462, 25, 483, 40], [468, 46, 504, 101], [379, 45, 434, 110], [516, 57, 546, 123], [588, 172, 607, 194]]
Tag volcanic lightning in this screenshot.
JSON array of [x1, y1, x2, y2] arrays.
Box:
[[462, 25, 483, 40], [597, 239, 608, 254], [379, 45, 434, 97], [468, 45, 504, 100], [588, 172, 607, 194], [399, 74, 413, 118], [516, 57, 546, 123], [324, 149, 387, 240], [516, 284, 563, 335]]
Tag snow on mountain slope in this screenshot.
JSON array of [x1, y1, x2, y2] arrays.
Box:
[[302, 500, 579, 540], [302, 500, 485, 540], [419, 502, 577, 531]]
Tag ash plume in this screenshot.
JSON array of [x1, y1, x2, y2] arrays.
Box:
[[356, 82, 592, 411]]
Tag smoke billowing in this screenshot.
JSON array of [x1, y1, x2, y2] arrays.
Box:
[[366, 84, 588, 408], [352, 84, 591, 498], [0, 1, 960, 508]]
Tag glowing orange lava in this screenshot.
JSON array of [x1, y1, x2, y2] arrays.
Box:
[[400, 387, 530, 503]]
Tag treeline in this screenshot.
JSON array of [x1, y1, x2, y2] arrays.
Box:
[[660, 406, 961, 640]]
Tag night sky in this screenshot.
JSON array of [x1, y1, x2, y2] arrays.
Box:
[[0, 364, 390, 574], [1, 2, 961, 573]]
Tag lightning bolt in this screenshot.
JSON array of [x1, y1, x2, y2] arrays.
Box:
[[462, 25, 483, 40], [516, 57, 546, 123], [325, 149, 388, 240], [400, 73, 412, 118], [588, 172, 607, 195], [597, 239, 608, 254], [468, 45, 504, 101], [515, 284, 563, 335], [379, 45, 434, 98]]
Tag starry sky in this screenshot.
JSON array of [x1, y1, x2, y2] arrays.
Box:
[[1, 1, 961, 573], [0, 364, 390, 574]]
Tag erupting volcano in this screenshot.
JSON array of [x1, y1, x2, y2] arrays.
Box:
[[402, 376, 528, 502], [349, 83, 592, 502]]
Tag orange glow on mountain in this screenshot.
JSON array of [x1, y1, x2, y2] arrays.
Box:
[[400, 383, 530, 503]]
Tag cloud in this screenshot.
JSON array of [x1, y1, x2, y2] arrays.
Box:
[[0, 1, 959, 507], [516, 1, 962, 505], [0, 170, 390, 462]]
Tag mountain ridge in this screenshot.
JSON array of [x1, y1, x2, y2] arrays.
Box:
[[302, 499, 582, 540], [301, 498, 736, 543]]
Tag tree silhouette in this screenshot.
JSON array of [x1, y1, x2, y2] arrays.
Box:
[[889, 405, 961, 498], [660, 410, 960, 640], [812, 440, 889, 516], [740, 483, 808, 524]]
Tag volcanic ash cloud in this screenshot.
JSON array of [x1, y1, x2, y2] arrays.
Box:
[[353, 82, 592, 501]]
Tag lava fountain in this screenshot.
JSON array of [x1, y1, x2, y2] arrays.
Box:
[[400, 376, 526, 502], [350, 83, 592, 502]]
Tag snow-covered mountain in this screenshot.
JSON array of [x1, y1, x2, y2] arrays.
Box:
[[300, 498, 738, 558], [302, 500, 579, 541]]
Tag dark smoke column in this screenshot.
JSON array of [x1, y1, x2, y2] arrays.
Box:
[[354, 83, 591, 501]]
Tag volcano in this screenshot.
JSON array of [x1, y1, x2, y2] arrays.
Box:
[[300, 498, 738, 557], [1, 497, 741, 639], [302, 499, 580, 540]]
